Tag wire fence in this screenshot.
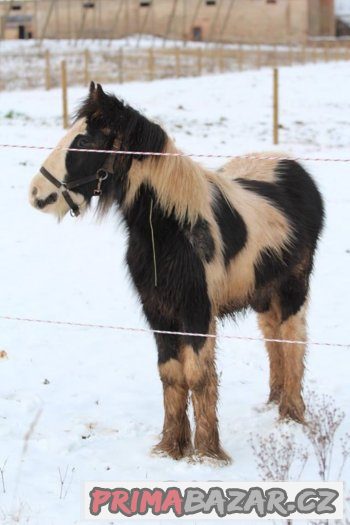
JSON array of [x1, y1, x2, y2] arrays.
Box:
[[0, 91, 349, 350], [0, 142, 349, 350], [0, 315, 348, 350], [1, 143, 350, 163], [1, 42, 350, 91]]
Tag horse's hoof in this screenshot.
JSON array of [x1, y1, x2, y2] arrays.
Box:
[[194, 447, 232, 467], [268, 387, 282, 405], [254, 403, 274, 414], [279, 397, 306, 424], [151, 441, 193, 461]]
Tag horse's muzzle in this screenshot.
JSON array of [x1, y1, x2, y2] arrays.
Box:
[[31, 191, 58, 210]]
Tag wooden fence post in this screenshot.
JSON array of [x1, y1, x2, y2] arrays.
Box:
[[175, 47, 181, 78], [61, 60, 68, 130], [237, 44, 243, 71], [256, 43, 261, 69], [337, 41, 343, 61], [296, 45, 300, 65], [218, 46, 224, 73], [84, 49, 90, 86], [273, 43, 278, 67], [45, 50, 51, 90], [302, 44, 306, 64], [148, 48, 155, 81], [118, 48, 124, 84], [312, 43, 316, 62], [197, 47, 202, 76], [324, 41, 329, 62], [273, 67, 279, 145]]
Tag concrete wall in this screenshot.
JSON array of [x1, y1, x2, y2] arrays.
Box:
[[0, 0, 336, 43]]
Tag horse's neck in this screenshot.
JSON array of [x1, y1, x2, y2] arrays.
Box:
[[122, 138, 212, 226]]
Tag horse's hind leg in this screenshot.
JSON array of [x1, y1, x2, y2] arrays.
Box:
[[181, 321, 231, 464], [258, 302, 284, 405], [154, 333, 192, 460], [278, 300, 307, 423], [277, 266, 311, 423], [258, 287, 307, 423]]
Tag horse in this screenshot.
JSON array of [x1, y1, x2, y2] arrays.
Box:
[[29, 82, 324, 464]]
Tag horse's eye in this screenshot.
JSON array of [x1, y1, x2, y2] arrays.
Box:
[[78, 136, 91, 148]]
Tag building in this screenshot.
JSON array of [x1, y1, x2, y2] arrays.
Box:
[[0, 0, 336, 44]]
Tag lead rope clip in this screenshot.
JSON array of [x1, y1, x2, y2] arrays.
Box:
[[94, 169, 109, 196]]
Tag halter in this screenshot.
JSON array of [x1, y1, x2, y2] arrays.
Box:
[[39, 164, 111, 217]]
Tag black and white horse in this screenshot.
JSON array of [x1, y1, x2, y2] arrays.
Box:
[[29, 83, 324, 464]]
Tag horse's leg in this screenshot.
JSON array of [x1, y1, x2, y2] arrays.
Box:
[[278, 301, 307, 423], [258, 301, 284, 404], [181, 321, 231, 464], [153, 332, 192, 460]]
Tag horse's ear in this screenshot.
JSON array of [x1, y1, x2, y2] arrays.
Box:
[[85, 82, 105, 111], [88, 82, 108, 104], [96, 83, 112, 105], [83, 83, 122, 132]]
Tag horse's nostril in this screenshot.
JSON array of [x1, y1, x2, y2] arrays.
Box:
[[46, 193, 58, 205], [36, 199, 46, 209], [32, 187, 38, 197], [35, 193, 58, 210]]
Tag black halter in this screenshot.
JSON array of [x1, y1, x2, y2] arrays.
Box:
[[39, 165, 111, 217]]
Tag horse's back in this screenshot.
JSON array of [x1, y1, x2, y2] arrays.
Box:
[[219, 151, 291, 183]]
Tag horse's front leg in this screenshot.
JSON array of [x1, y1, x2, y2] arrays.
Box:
[[181, 320, 231, 464], [153, 332, 192, 460]]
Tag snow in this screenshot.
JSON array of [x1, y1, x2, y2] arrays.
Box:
[[336, 0, 350, 15], [0, 61, 349, 524], [0, 35, 242, 54], [336, 0, 350, 26], [0, 35, 289, 53]]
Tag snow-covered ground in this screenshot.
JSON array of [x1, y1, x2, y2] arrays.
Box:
[[0, 35, 309, 92], [0, 35, 298, 52], [336, 0, 350, 15], [0, 61, 349, 524]]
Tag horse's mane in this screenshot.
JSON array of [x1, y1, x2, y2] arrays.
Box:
[[74, 85, 211, 225], [75, 89, 167, 158]]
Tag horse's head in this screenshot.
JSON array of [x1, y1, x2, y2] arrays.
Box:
[[30, 82, 166, 220]]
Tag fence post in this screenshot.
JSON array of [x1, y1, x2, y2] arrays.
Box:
[[197, 47, 202, 76], [273, 67, 279, 145], [118, 48, 124, 84], [313, 42, 317, 63], [273, 43, 278, 67], [61, 60, 68, 130], [45, 49, 51, 91], [338, 41, 343, 61], [175, 47, 181, 78], [84, 49, 90, 86], [148, 48, 155, 81], [256, 43, 261, 69], [218, 46, 224, 73], [301, 44, 306, 64], [324, 41, 329, 62], [237, 44, 243, 71]]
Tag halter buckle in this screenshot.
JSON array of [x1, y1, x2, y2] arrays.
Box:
[[94, 169, 109, 196]]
